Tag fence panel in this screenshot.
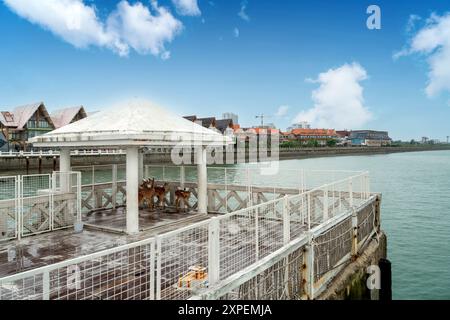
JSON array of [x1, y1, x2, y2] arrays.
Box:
[[0, 176, 18, 242], [0, 238, 156, 300], [313, 217, 353, 283], [156, 222, 210, 300], [217, 245, 305, 300], [52, 172, 81, 230], [219, 208, 257, 280], [20, 174, 52, 237], [287, 194, 309, 240]]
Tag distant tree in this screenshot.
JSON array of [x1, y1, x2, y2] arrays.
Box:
[[306, 140, 319, 148], [326, 139, 337, 147]]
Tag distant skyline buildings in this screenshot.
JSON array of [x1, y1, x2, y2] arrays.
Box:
[[222, 112, 238, 125], [1, 1, 450, 141], [287, 121, 311, 132]]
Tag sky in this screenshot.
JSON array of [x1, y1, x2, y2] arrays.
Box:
[[0, 0, 449, 141]]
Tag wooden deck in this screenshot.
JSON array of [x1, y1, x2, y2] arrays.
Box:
[[0, 207, 212, 278]]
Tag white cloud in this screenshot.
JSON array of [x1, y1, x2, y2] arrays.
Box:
[[3, 0, 183, 59], [171, 0, 201, 16], [294, 63, 372, 129], [107, 1, 183, 58], [238, 1, 250, 22], [275, 105, 289, 117], [406, 14, 421, 33], [233, 27, 240, 38], [396, 13, 450, 97]]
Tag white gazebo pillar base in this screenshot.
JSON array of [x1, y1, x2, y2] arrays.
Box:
[[126, 146, 140, 234], [138, 151, 144, 182], [59, 147, 71, 192], [197, 146, 207, 214]]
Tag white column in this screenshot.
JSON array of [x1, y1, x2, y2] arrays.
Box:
[[197, 146, 207, 214], [138, 151, 144, 181], [126, 146, 139, 234], [59, 147, 71, 192], [59, 147, 71, 172]]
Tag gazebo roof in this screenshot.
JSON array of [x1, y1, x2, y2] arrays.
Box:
[[29, 101, 232, 148]]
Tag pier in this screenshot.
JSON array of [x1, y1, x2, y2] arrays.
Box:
[[0, 164, 380, 300], [0, 102, 384, 300]]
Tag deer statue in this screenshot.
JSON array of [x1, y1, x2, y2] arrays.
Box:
[[154, 182, 170, 210], [138, 178, 155, 210], [175, 188, 191, 213]]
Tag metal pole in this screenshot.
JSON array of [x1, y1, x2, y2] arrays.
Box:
[[283, 196, 290, 245], [208, 217, 220, 285], [197, 146, 207, 214], [112, 164, 117, 210], [180, 165, 185, 189], [323, 184, 328, 222], [126, 146, 139, 234]]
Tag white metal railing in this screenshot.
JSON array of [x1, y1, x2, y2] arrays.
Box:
[[0, 172, 81, 241], [0, 169, 373, 300], [0, 148, 174, 158], [0, 237, 156, 300]]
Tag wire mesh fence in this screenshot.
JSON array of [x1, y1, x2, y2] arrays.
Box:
[[0, 172, 81, 242], [0, 176, 17, 241], [0, 238, 155, 300], [156, 221, 210, 300], [217, 245, 305, 300], [313, 217, 353, 283], [0, 168, 375, 300]]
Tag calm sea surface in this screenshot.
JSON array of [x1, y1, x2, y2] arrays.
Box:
[[1, 150, 449, 299], [275, 150, 450, 299]]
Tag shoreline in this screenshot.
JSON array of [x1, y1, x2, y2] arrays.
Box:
[[0, 145, 449, 172], [278, 145, 450, 160]]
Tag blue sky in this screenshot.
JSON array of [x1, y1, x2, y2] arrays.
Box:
[[0, 0, 449, 141]]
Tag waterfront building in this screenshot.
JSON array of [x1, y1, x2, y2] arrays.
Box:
[[50, 106, 87, 129], [183, 115, 236, 134], [0, 102, 55, 151], [349, 130, 392, 146], [289, 128, 338, 146]]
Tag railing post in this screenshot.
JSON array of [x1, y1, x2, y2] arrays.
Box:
[[349, 177, 354, 208], [16, 176, 21, 241], [307, 193, 311, 230], [255, 207, 259, 261], [351, 207, 358, 259], [323, 184, 328, 222], [302, 233, 315, 300], [144, 165, 149, 180], [155, 236, 162, 300], [43, 271, 50, 300], [180, 165, 185, 189], [283, 196, 290, 245], [112, 164, 117, 210], [77, 172, 82, 223], [208, 217, 220, 286]]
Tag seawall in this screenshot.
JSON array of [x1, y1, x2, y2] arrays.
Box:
[[318, 232, 388, 300], [1, 145, 449, 172]]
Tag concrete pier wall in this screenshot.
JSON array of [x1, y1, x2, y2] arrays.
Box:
[[1, 144, 449, 171], [318, 232, 388, 300]]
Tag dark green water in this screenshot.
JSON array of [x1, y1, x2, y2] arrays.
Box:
[[274, 150, 450, 299]]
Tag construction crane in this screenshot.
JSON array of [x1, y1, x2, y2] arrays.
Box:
[[255, 114, 272, 127]]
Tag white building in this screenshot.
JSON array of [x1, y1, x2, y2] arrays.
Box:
[[287, 121, 310, 131], [222, 112, 238, 124]]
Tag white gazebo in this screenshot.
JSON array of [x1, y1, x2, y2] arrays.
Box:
[[29, 101, 232, 234]]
